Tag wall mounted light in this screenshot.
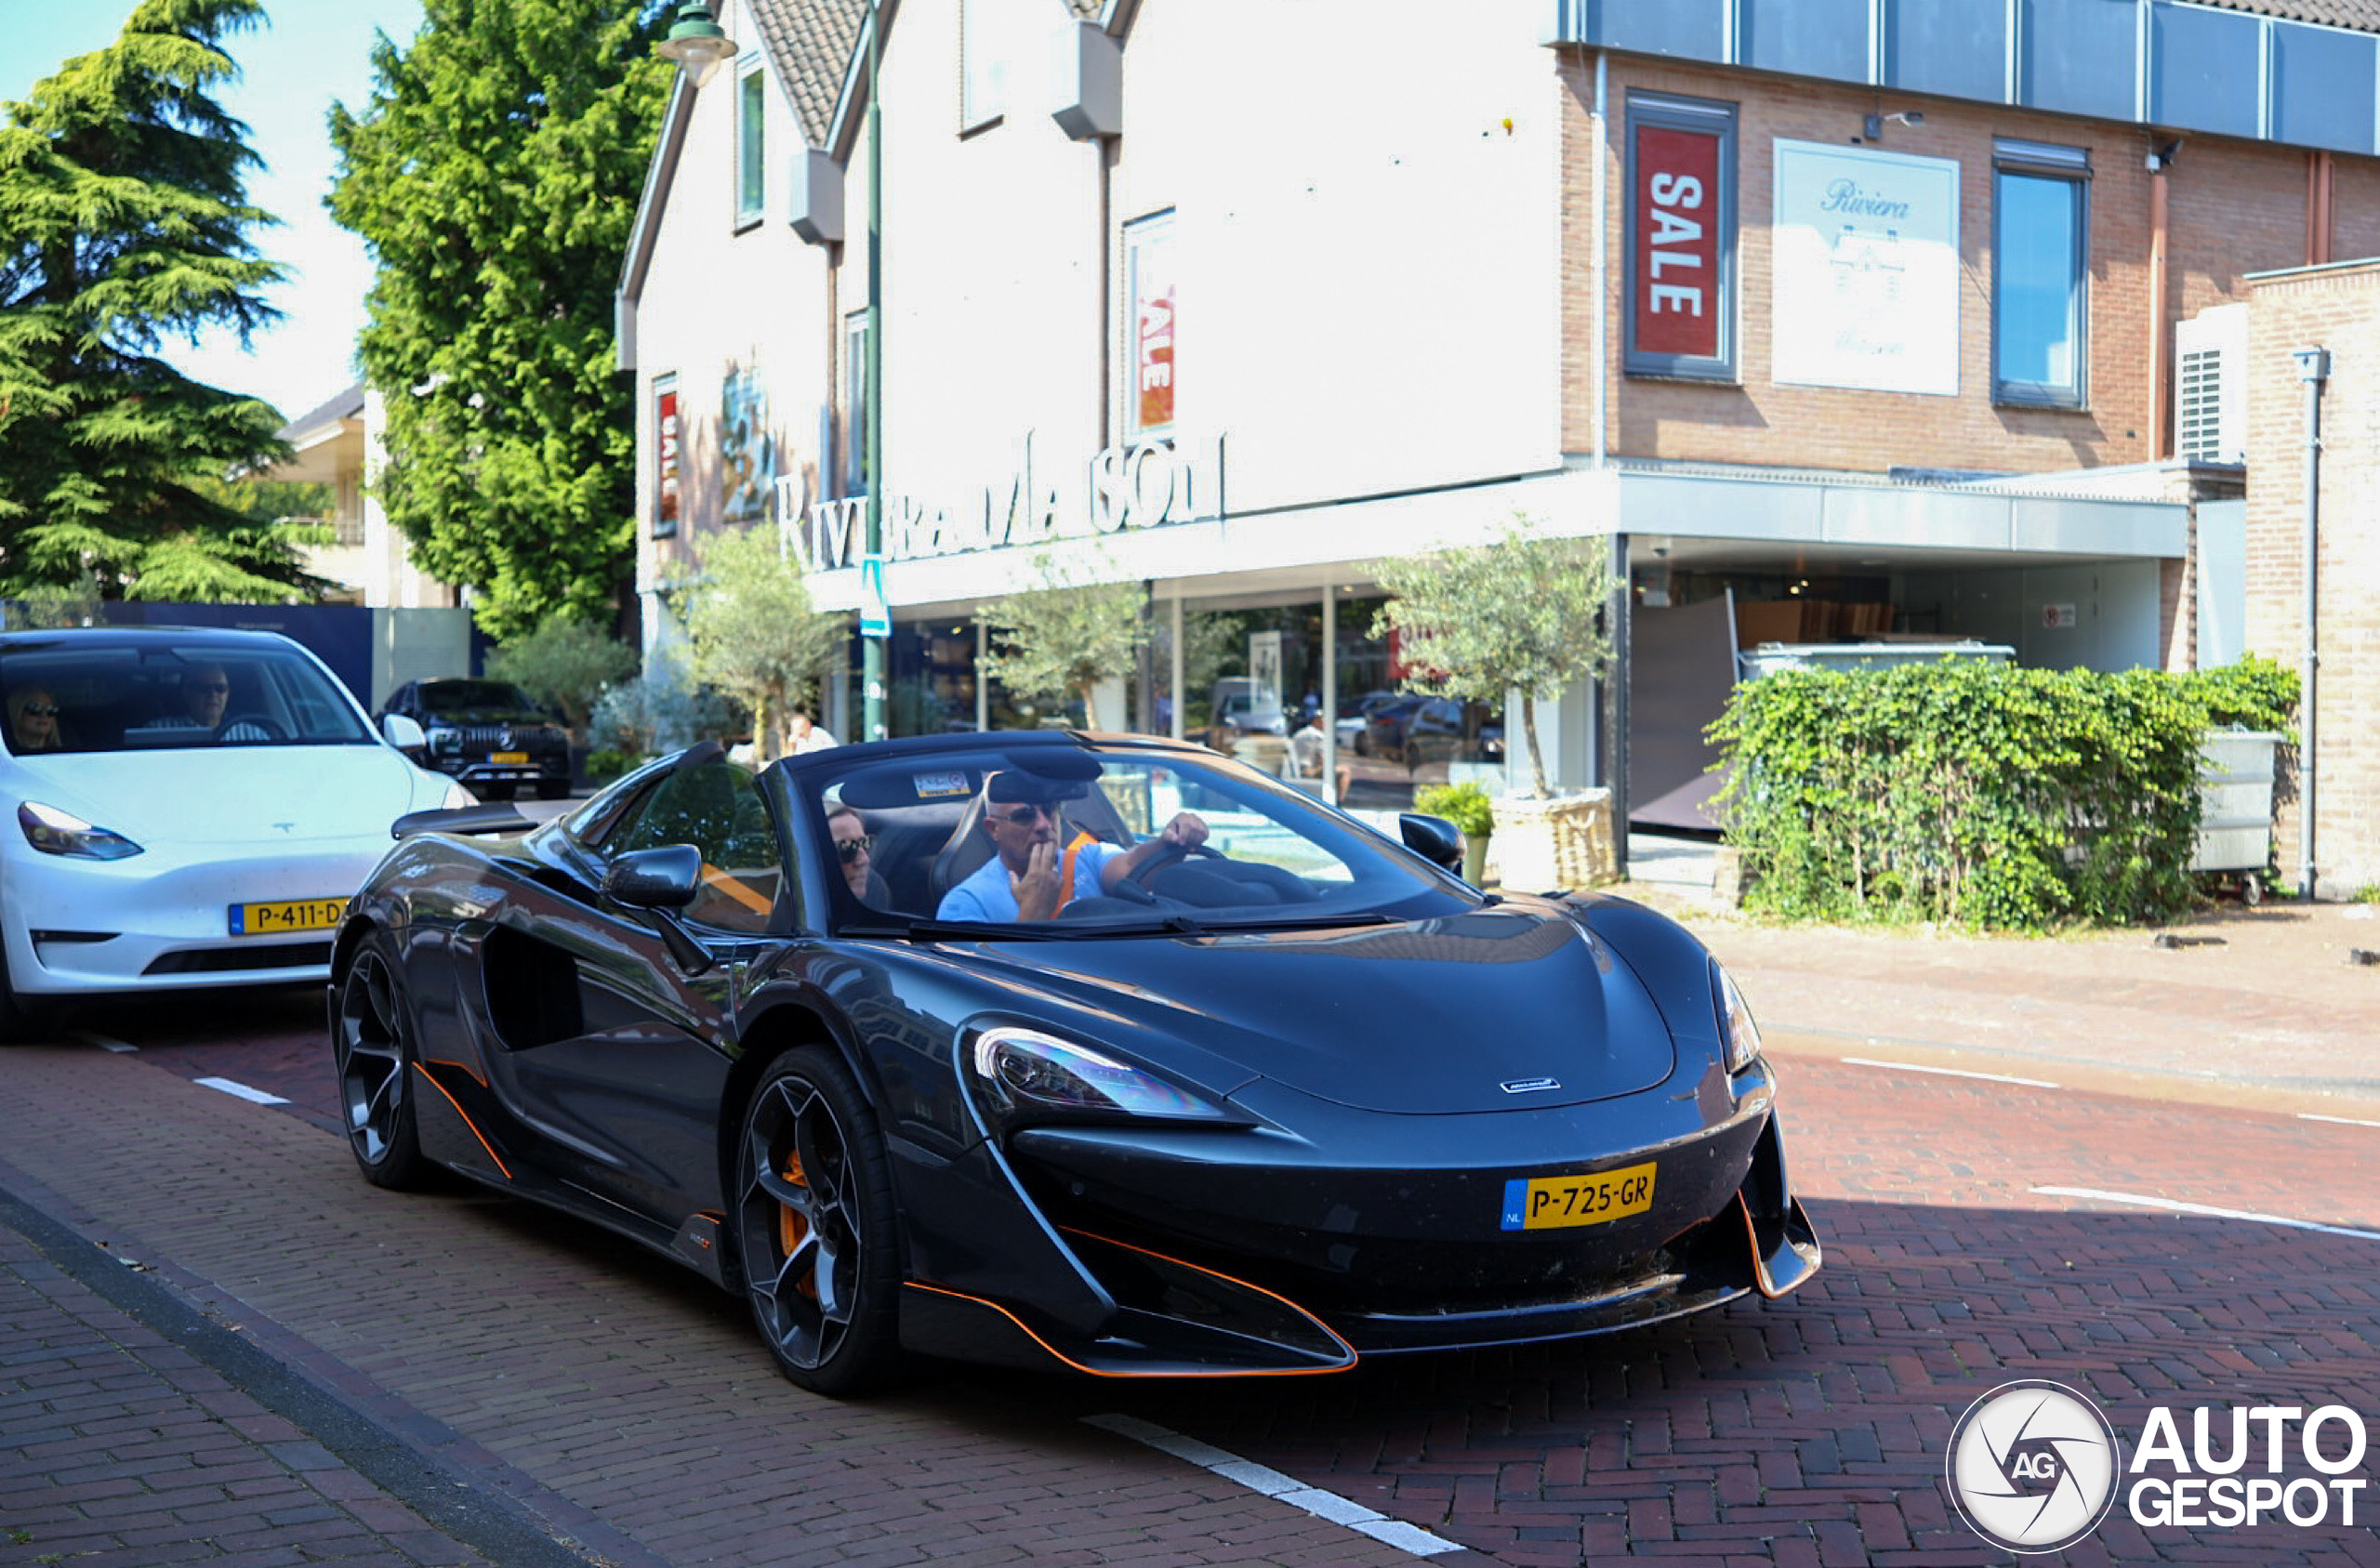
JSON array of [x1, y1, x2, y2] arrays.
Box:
[[1862, 110, 1924, 139], [2147, 137, 2185, 172]]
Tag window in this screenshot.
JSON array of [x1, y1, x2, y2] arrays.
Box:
[[653, 375, 680, 538], [842, 310, 870, 497], [1624, 93, 1738, 382], [961, 0, 1005, 131], [1124, 212, 1175, 440], [1992, 140, 2089, 408], [609, 761, 780, 934], [736, 57, 765, 227]]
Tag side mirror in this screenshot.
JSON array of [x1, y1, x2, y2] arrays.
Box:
[[382, 713, 427, 755], [603, 843, 702, 910], [1397, 812, 1465, 872]]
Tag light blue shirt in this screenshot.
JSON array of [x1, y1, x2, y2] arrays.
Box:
[[938, 840, 1122, 921]]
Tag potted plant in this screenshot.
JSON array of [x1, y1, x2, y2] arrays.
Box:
[[1372, 518, 1620, 890], [1415, 779, 1496, 884]]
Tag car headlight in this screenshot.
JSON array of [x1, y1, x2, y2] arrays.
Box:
[[18, 801, 143, 861], [969, 1025, 1231, 1126], [429, 727, 461, 753], [440, 781, 476, 809], [1714, 962, 1763, 1074]]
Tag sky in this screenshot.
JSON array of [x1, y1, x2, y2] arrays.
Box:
[[2, 0, 429, 425]]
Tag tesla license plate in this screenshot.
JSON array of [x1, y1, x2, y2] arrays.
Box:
[[230, 898, 348, 936], [1501, 1162, 1657, 1231]]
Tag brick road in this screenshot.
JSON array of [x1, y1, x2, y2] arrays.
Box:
[[5, 907, 2380, 1565]]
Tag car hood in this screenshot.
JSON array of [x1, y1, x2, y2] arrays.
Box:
[[952, 902, 1679, 1114], [14, 746, 451, 847]]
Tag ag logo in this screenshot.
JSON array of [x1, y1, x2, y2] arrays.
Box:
[[1947, 1380, 2122, 1553]]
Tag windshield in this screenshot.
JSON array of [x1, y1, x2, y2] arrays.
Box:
[[417, 680, 540, 715], [0, 641, 373, 755], [793, 740, 1477, 935]]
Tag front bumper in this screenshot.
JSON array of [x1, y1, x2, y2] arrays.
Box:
[[892, 1066, 1820, 1376], [3, 840, 384, 995]]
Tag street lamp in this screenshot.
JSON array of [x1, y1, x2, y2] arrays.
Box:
[[655, 2, 733, 88]]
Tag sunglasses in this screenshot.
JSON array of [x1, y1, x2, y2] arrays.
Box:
[[20, 704, 58, 718], [992, 803, 1055, 825], [835, 833, 874, 862]]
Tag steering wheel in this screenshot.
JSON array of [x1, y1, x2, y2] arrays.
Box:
[[1127, 839, 1225, 889], [216, 713, 288, 743]]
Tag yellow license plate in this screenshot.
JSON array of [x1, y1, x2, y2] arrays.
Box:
[[490, 751, 530, 764], [230, 898, 348, 936], [1501, 1162, 1657, 1231]]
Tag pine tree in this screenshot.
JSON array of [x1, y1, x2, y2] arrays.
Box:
[[328, 0, 671, 640], [0, 0, 323, 600]]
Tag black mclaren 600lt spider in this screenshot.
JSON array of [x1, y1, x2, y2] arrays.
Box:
[[329, 731, 1819, 1395]]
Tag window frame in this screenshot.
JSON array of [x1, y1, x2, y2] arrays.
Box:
[[735, 54, 767, 230], [1991, 139, 2092, 410], [960, 0, 1005, 133], [1123, 210, 1177, 441], [652, 373, 680, 539], [1622, 91, 1739, 384], [842, 310, 871, 498]]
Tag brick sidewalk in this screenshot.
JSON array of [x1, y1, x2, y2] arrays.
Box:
[[0, 1194, 502, 1568]]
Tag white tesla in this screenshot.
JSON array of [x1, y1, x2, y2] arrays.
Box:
[[0, 626, 473, 1040]]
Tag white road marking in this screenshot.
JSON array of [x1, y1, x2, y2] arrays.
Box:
[[1084, 1413, 1462, 1557], [2032, 1186, 2380, 1242], [1841, 1056, 2060, 1089], [194, 1076, 289, 1106], [2300, 1112, 2380, 1129], [70, 1031, 138, 1053]]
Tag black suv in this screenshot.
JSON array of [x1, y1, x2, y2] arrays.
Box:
[[378, 679, 572, 799]]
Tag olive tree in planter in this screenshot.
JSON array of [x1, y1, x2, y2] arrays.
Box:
[[1371, 520, 1620, 889], [974, 551, 1148, 731], [680, 525, 842, 762]]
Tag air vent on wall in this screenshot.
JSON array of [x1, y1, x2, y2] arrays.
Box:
[[2174, 304, 2247, 465]]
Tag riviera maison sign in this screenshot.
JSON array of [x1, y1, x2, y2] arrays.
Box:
[[783, 434, 1223, 572]]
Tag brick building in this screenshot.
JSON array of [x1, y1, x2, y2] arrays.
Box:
[[620, 0, 2379, 891]]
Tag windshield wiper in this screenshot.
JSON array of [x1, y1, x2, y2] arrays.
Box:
[[839, 918, 1060, 942], [1191, 912, 1403, 933]]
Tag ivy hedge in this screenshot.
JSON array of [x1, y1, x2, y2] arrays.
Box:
[[1707, 655, 2298, 932]]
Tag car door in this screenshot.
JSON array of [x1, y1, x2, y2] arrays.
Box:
[[469, 751, 785, 1225]]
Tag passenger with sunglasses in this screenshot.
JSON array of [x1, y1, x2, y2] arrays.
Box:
[[7, 688, 63, 753], [826, 805, 883, 903], [936, 771, 1207, 923]]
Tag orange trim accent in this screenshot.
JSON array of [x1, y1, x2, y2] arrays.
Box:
[[424, 1055, 486, 1087], [1060, 1226, 1357, 1355], [904, 1281, 1356, 1378], [411, 1063, 511, 1180]]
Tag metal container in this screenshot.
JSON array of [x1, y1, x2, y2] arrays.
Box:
[[2189, 730, 2282, 902]]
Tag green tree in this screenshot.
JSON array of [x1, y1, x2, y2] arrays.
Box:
[[976, 552, 1148, 731], [0, 0, 324, 601], [679, 525, 842, 762], [484, 612, 638, 735], [327, 0, 671, 640], [1370, 520, 1616, 797]]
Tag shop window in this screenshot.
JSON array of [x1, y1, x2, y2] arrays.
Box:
[[1992, 140, 2090, 409], [1623, 92, 1737, 383], [1124, 212, 1175, 440], [736, 57, 766, 228]]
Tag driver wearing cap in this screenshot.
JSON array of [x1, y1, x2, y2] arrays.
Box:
[[938, 771, 1209, 922]]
